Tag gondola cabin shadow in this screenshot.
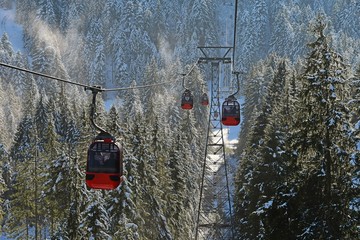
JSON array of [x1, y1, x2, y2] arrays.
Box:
[[181, 89, 194, 110], [221, 97, 240, 126], [86, 137, 123, 190]]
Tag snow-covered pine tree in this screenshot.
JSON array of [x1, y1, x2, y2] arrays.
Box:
[[188, 0, 217, 46], [142, 58, 163, 117], [41, 115, 63, 237], [1, 83, 22, 148], [235, 56, 275, 159], [10, 51, 29, 94], [0, 82, 5, 146], [31, 42, 62, 94], [290, 16, 357, 238], [129, 117, 171, 239], [0, 144, 7, 227], [256, 61, 299, 239], [32, 94, 58, 238], [178, 108, 202, 217], [110, 178, 139, 240], [142, 60, 181, 239], [43, 92, 80, 235], [85, 17, 106, 87], [64, 130, 87, 238], [6, 114, 37, 239], [81, 191, 112, 239], [1, 33, 14, 59], [107, 14, 128, 88], [166, 129, 196, 240], [104, 105, 137, 237], [348, 63, 360, 235], [0, 72, 22, 149], [335, 0, 360, 38], [119, 80, 168, 239], [36, 0, 57, 28], [234, 95, 273, 238]]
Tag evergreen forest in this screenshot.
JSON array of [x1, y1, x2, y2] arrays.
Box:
[[0, 0, 358, 239]]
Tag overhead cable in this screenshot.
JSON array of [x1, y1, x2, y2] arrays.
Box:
[[0, 62, 173, 92], [232, 0, 239, 72]]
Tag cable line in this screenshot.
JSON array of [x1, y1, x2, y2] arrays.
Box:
[[0, 61, 92, 89], [232, 0, 239, 72], [178, 58, 202, 79], [0, 62, 174, 92], [103, 80, 173, 92], [184, 60, 200, 76]]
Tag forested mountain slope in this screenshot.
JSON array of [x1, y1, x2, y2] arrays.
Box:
[[233, 1, 359, 239], [0, 0, 358, 239]]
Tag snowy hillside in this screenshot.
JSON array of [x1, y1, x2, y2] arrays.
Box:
[[0, 0, 358, 239]]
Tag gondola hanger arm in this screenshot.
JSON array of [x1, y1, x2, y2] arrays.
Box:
[[85, 86, 108, 134]]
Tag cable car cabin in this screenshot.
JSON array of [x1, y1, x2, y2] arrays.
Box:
[[200, 93, 209, 106], [86, 137, 123, 190], [222, 97, 240, 126], [181, 89, 193, 110]]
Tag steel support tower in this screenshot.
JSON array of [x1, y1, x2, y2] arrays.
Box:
[[195, 47, 234, 240]]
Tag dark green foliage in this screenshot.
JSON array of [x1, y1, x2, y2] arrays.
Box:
[[234, 17, 358, 239]]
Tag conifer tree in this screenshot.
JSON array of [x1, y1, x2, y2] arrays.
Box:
[[234, 60, 294, 239], [81, 191, 112, 239], [31, 43, 57, 92], [104, 105, 138, 237], [236, 58, 274, 155], [234, 105, 271, 238], [188, 0, 217, 46], [256, 61, 298, 239], [64, 140, 87, 239], [36, 0, 57, 27], [0, 144, 7, 225], [11, 51, 29, 93], [108, 176, 139, 239], [6, 114, 37, 239], [61, 106, 91, 239], [42, 117, 63, 237], [166, 129, 195, 240], [32, 94, 57, 238], [0, 81, 22, 149], [44, 93, 79, 235], [119, 83, 167, 239], [129, 116, 168, 239], [21, 78, 39, 117], [347, 63, 360, 236], [1, 83, 22, 149], [1, 33, 14, 59], [290, 17, 357, 238]]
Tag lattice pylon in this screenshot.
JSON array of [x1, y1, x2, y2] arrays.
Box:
[[195, 61, 234, 240]]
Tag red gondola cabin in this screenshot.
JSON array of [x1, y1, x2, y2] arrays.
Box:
[[181, 89, 193, 109], [200, 93, 209, 106], [221, 97, 240, 126], [86, 135, 123, 190]]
